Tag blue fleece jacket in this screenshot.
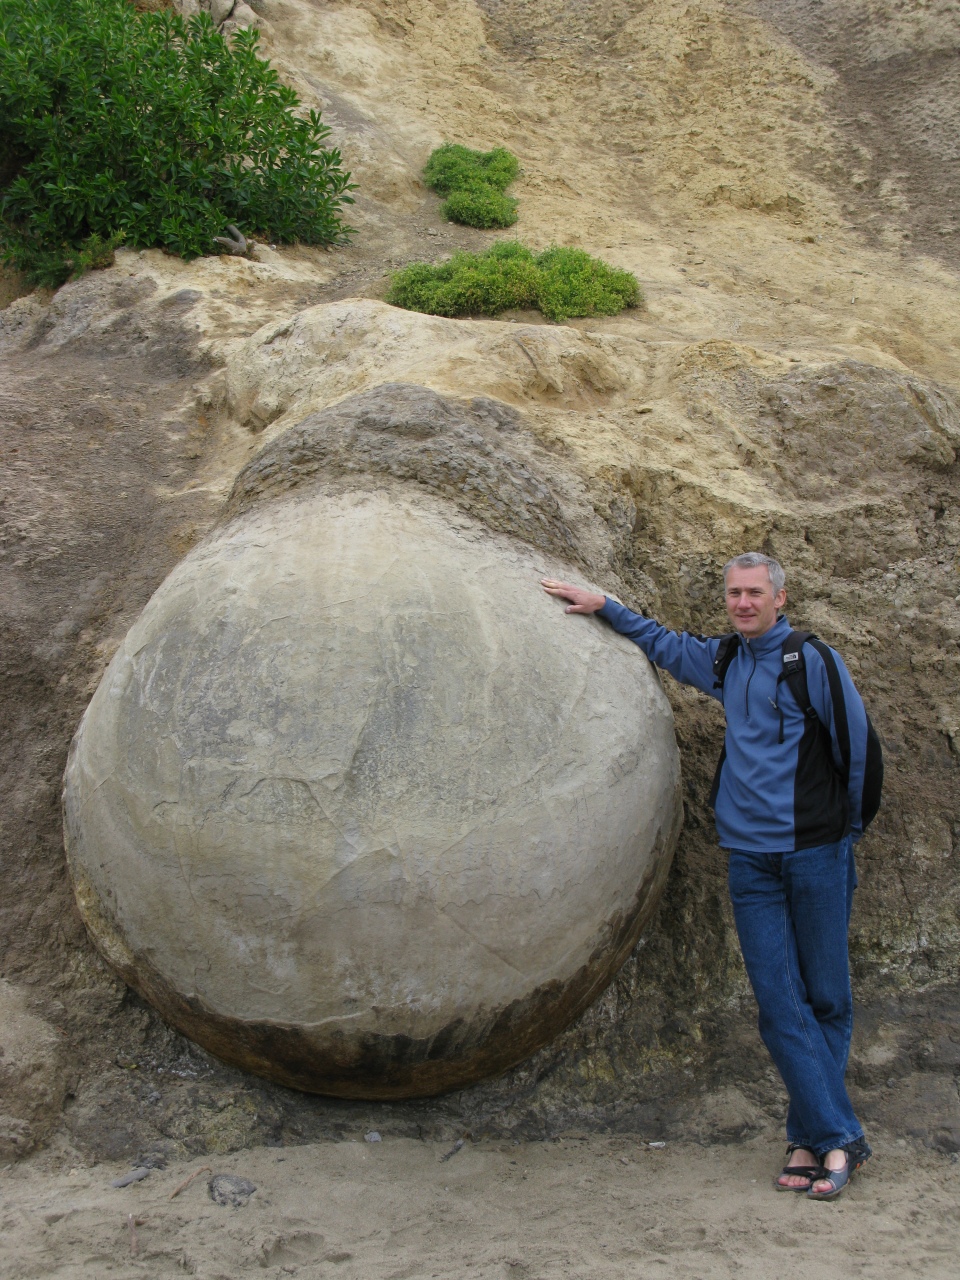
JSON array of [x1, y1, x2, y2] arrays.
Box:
[[598, 600, 869, 852]]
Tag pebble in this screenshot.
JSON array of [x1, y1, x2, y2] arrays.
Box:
[[364, 1131, 382, 1143], [110, 1167, 151, 1188]]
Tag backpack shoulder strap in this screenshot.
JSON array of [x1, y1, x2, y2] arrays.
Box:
[[707, 633, 739, 807], [805, 636, 852, 785], [776, 630, 817, 745], [712, 633, 741, 692], [778, 631, 852, 783]]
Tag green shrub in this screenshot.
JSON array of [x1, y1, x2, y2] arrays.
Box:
[[422, 143, 519, 230], [534, 247, 641, 322], [423, 144, 518, 195], [0, 0, 355, 287], [386, 242, 539, 317], [441, 186, 518, 230], [386, 241, 641, 323], [14, 231, 127, 290]]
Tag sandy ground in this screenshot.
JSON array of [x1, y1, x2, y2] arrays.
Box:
[[2, 1134, 958, 1279]]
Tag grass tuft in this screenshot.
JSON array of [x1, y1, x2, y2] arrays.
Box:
[[386, 242, 641, 323], [422, 144, 519, 229]]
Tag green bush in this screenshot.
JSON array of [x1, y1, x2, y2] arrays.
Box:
[[386, 242, 539, 316], [441, 186, 518, 230], [422, 143, 519, 230], [386, 241, 641, 323], [422, 145, 518, 196], [0, 0, 355, 287], [12, 231, 128, 289], [534, 247, 641, 322]]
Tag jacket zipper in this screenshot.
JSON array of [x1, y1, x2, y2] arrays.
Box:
[[743, 640, 757, 720]]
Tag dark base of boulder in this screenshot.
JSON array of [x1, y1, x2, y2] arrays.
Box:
[[74, 833, 674, 1100]]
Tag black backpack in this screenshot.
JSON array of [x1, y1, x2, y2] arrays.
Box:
[[709, 629, 883, 831]]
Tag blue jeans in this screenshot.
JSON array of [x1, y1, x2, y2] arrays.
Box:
[[727, 836, 865, 1154]]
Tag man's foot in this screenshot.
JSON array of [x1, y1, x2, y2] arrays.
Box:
[[808, 1139, 872, 1200], [775, 1145, 822, 1192]]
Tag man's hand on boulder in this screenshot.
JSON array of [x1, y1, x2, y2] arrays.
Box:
[[541, 579, 606, 615]]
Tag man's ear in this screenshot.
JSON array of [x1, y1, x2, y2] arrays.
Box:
[[776, 589, 788, 611]]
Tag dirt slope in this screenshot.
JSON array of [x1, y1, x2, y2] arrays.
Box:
[[748, 0, 960, 264], [1, 0, 959, 1182]]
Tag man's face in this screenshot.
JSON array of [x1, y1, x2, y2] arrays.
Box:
[[725, 565, 787, 639]]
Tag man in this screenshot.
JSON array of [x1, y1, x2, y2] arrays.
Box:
[[542, 553, 872, 1200]]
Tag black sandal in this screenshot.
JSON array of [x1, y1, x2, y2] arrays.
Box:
[[774, 1144, 823, 1193], [807, 1138, 873, 1201]]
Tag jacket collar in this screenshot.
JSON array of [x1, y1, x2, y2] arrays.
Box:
[[740, 613, 791, 656]]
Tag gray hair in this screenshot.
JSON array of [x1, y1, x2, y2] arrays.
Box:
[[723, 552, 786, 594]]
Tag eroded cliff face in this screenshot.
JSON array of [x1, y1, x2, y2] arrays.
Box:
[[2, 0, 958, 1161]]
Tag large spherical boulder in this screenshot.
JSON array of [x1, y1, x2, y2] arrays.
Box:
[[64, 483, 681, 1099]]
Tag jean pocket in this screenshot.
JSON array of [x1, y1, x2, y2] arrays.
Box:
[[837, 834, 853, 861]]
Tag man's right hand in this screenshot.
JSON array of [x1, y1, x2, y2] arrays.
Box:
[[541, 579, 607, 615]]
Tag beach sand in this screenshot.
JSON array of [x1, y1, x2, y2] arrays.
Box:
[[2, 1133, 957, 1279]]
